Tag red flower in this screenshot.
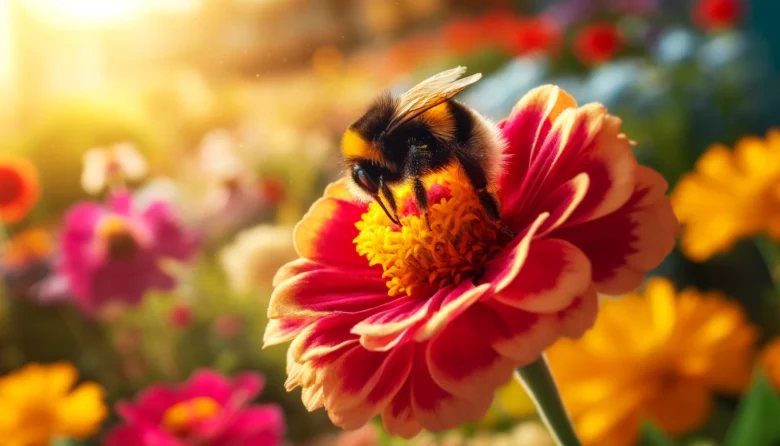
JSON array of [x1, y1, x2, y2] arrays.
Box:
[[693, 0, 742, 31], [0, 154, 40, 224], [509, 17, 563, 56], [264, 86, 677, 437], [574, 22, 624, 65]]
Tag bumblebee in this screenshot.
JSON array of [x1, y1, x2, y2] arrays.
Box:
[[341, 66, 506, 230]]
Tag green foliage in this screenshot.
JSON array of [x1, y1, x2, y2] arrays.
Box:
[[16, 98, 160, 214], [639, 421, 678, 446], [725, 372, 780, 446]]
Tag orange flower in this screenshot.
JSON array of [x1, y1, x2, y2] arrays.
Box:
[[693, 0, 742, 32], [672, 130, 780, 261], [548, 278, 757, 446], [0, 154, 40, 224], [761, 338, 780, 391], [264, 85, 677, 437], [574, 22, 624, 65], [1, 227, 53, 268]]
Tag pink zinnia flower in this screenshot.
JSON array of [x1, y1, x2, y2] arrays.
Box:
[[264, 85, 678, 437], [59, 191, 198, 315], [104, 369, 285, 446]]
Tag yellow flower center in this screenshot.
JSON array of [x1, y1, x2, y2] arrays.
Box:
[[96, 215, 140, 260], [354, 171, 502, 298], [161, 396, 221, 434]]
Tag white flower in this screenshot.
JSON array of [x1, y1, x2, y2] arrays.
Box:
[[81, 143, 147, 194], [219, 224, 297, 294]]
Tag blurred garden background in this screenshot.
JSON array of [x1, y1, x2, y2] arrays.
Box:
[[2, 0, 780, 444]]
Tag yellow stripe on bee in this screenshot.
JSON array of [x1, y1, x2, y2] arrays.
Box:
[[342, 129, 382, 163], [421, 103, 455, 141]]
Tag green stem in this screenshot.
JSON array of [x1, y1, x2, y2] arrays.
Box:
[[755, 235, 780, 301], [515, 355, 582, 446]]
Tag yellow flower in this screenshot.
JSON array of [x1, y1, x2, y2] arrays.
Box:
[[760, 338, 780, 392], [0, 362, 107, 446], [672, 129, 780, 261], [547, 278, 757, 446]]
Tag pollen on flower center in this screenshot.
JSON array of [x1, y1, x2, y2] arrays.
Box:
[[354, 171, 502, 298], [96, 215, 140, 260], [162, 396, 221, 434]]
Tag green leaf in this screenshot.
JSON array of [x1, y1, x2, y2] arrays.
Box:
[[50, 438, 81, 446], [638, 420, 677, 446], [725, 372, 780, 446]]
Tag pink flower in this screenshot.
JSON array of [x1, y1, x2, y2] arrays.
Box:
[[264, 85, 678, 437], [59, 191, 198, 315], [104, 369, 285, 446]]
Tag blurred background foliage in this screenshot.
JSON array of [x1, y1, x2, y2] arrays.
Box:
[[1, 0, 780, 445]]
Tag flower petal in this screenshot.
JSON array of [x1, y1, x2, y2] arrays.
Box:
[[104, 425, 182, 446], [499, 85, 578, 212], [54, 382, 107, 439], [269, 268, 389, 318], [427, 306, 516, 400], [645, 379, 711, 436], [493, 238, 591, 313], [556, 284, 599, 339], [414, 281, 491, 341], [479, 212, 549, 293], [179, 370, 236, 406], [218, 406, 285, 446], [504, 103, 604, 231], [141, 201, 199, 260], [322, 344, 414, 429], [263, 317, 317, 348], [290, 314, 364, 363], [381, 381, 423, 438], [482, 302, 559, 364], [410, 347, 494, 432], [352, 296, 438, 351], [563, 115, 637, 224], [535, 173, 590, 236], [294, 179, 371, 269], [273, 258, 321, 287], [553, 167, 678, 295]]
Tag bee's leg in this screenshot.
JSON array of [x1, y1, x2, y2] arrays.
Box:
[[379, 176, 401, 224], [374, 195, 400, 225], [407, 142, 433, 229], [412, 177, 431, 230], [454, 152, 515, 238]]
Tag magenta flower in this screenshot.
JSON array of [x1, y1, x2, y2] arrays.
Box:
[[104, 370, 285, 446], [59, 191, 198, 315]]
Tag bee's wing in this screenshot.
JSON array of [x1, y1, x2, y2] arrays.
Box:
[[386, 66, 481, 134]]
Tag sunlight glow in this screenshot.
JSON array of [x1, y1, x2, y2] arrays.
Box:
[[20, 0, 198, 27]]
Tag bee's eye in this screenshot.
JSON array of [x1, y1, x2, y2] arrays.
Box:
[[353, 165, 378, 194]]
